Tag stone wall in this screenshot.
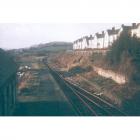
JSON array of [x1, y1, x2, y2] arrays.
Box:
[[94, 66, 127, 84]]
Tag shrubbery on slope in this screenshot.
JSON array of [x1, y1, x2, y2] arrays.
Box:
[[106, 31, 140, 84]]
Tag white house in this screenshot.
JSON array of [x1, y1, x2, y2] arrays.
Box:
[[92, 34, 98, 49], [82, 36, 89, 49], [130, 23, 140, 38], [73, 40, 78, 50], [74, 38, 81, 50], [78, 39, 82, 49], [88, 35, 94, 49], [76, 40, 79, 49], [95, 32, 105, 49], [73, 40, 77, 50], [104, 31, 109, 48], [106, 27, 120, 47], [73, 23, 140, 51], [80, 38, 84, 49]]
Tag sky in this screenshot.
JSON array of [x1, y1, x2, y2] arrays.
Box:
[[0, 23, 129, 50]]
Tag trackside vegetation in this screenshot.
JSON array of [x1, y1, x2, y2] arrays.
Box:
[[103, 30, 140, 84]]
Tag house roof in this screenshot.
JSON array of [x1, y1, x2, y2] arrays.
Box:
[[88, 35, 94, 40], [121, 24, 132, 31], [0, 48, 17, 88], [107, 27, 120, 36], [121, 23, 140, 32], [95, 32, 105, 38], [78, 38, 83, 42], [85, 36, 90, 45], [79, 36, 89, 45], [73, 23, 140, 44], [131, 23, 140, 29], [74, 38, 82, 43]]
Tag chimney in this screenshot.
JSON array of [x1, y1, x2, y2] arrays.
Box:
[[132, 23, 136, 27], [121, 24, 124, 28], [112, 27, 115, 30]]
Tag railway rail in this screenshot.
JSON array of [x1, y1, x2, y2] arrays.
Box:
[[44, 61, 126, 116]]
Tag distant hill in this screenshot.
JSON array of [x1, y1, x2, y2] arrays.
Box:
[[8, 41, 73, 56], [28, 41, 73, 52]]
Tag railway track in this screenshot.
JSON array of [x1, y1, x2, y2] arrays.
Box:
[[46, 63, 126, 116], [65, 80, 126, 116]]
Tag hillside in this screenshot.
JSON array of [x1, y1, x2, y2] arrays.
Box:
[[49, 31, 140, 115], [8, 41, 73, 57], [28, 41, 73, 52], [90, 30, 140, 84]]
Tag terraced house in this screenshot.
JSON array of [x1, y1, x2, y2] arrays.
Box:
[[104, 27, 121, 47], [82, 36, 90, 49], [0, 49, 17, 116], [88, 35, 94, 49], [131, 23, 140, 37], [96, 31, 105, 49], [73, 23, 140, 50]]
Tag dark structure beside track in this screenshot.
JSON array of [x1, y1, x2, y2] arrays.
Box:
[[0, 48, 17, 116]]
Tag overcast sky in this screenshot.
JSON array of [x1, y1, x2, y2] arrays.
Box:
[[0, 23, 130, 50]]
